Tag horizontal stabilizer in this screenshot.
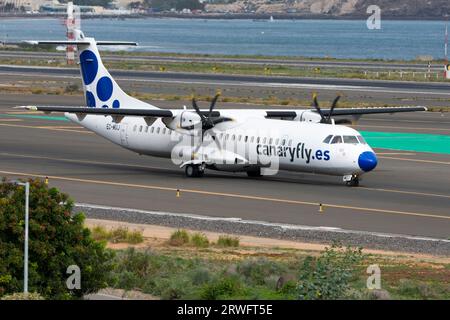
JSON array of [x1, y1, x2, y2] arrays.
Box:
[[24, 41, 137, 46], [17, 106, 173, 117]]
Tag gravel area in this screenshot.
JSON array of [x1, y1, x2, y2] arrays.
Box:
[[75, 203, 450, 256]]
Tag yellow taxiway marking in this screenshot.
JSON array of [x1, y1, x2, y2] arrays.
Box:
[[359, 187, 450, 199], [5, 111, 46, 115], [1, 152, 449, 201], [378, 156, 450, 165], [0, 169, 449, 221], [0, 118, 23, 122], [353, 124, 450, 132], [0, 123, 92, 134]]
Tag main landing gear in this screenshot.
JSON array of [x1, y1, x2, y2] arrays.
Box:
[[246, 168, 262, 178], [185, 164, 204, 178], [344, 174, 360, 187]]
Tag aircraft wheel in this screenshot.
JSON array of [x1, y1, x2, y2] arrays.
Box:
[[185, 164, 203, 178], [345, 176, 359, 187]]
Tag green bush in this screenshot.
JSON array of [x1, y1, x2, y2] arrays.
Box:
[[169, 229, 190, 246], [296, 243, 364, 300], [200, 276, 243, 300], [217, 235, 239, 247], [91, 225, 144, 244], [91, 225, 110, 241], [0, 178, 114, 299], [237, 258, 286, 286], [190, 233, 209, 248], [126, 230, 144, 244]]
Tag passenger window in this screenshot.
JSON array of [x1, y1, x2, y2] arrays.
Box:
[[357, 135, 367, 144], [275, 138, 279, 145], [225, 134, 229, 140], [220, 133, 224, 139], [145, 126, 148, 133], [288, 139, 292, 146], [331, 136, 342, 144], [269, 138, 273, 144], [281, 139, 286, 146], [151, 127, 154, 133], [133, 125, 137, 132], [232, 134, 235, 141], [263, 137, 267, 144], [343, 135, 359, 144], [139, 125, 143, 133], [162, 128, 166, 134], [245, 136, 248, 142], [251, 137, 254, 143], [323, 135, 333, 144], [156, 127, 160, 134]]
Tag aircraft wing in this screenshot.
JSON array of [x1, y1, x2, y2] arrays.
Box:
[[264, 106, 427, 119], [18, 105, 427, 120], [16, 106, 220, 118], [319, 106, 428, 117]]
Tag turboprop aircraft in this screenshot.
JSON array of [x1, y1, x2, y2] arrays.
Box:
[[19, 29, 427, 186]]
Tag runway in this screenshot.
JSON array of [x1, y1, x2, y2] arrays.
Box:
[[1, 65, 450, 96], [0, 94, 449, 239]]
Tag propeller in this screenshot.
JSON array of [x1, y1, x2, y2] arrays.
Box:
[[311, 93, 341, 124], [190, 92, 232, 154]]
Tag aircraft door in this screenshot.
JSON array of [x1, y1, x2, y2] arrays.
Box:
[[120, 123, 129, 147]]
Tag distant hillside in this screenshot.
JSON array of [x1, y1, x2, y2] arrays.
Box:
[[205, 0, 450, 19]]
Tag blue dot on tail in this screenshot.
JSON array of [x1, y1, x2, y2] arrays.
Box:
[[102, 105, 108, 108], [86, 91, 95, 108], [96, 76, 113, 102], [113, 100, 120, 109], [79, 50, 98, 85]]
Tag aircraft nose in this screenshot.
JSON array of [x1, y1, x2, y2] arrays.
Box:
[[358, 151, 378, 172]]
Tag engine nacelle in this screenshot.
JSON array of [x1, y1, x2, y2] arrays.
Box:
[[297, 111, 323, 123], [163, 111, 202, 131]]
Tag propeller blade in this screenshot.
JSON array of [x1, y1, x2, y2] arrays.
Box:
[[312, 93, 325, 122], [192, 97, 207, 122], [327, 95, 341, 122], [209, 93, 220, 116]]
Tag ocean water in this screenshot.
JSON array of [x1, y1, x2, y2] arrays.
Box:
[[0, 17, 447, 60]]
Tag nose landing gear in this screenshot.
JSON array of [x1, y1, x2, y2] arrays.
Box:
[[343, 174, 359, 187]]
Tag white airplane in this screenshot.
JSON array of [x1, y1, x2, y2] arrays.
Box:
[[21, 30, 427, 187]]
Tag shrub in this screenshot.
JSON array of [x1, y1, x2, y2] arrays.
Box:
[[91, 225, 109, 241], [190, 233, 209, 248], [397, 279, 438, 300], [237, 258, 286, 286], [169, 229, 190, 246], [126, 230, 144, 244], [190, 267, 212, 286], [1, 292, 44, 300], [0, 178, 114, 299], [217, 235, 239, 247], [200, 276, 242, 300], [296, 243, 364, 300]]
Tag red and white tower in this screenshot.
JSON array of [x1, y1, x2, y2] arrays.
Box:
[[66, 1, 81, 65]]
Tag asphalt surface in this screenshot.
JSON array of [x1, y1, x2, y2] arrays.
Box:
[[1, 65, 450, 95], [0, 50, 443, 71], [0, 94, 449, 239]]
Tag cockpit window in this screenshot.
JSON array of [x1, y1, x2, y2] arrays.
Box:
[[323, 135, 333, 144], [343, 135, 359, 144], [357, 135, 367, 144], [331, 136, 342, 144]]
